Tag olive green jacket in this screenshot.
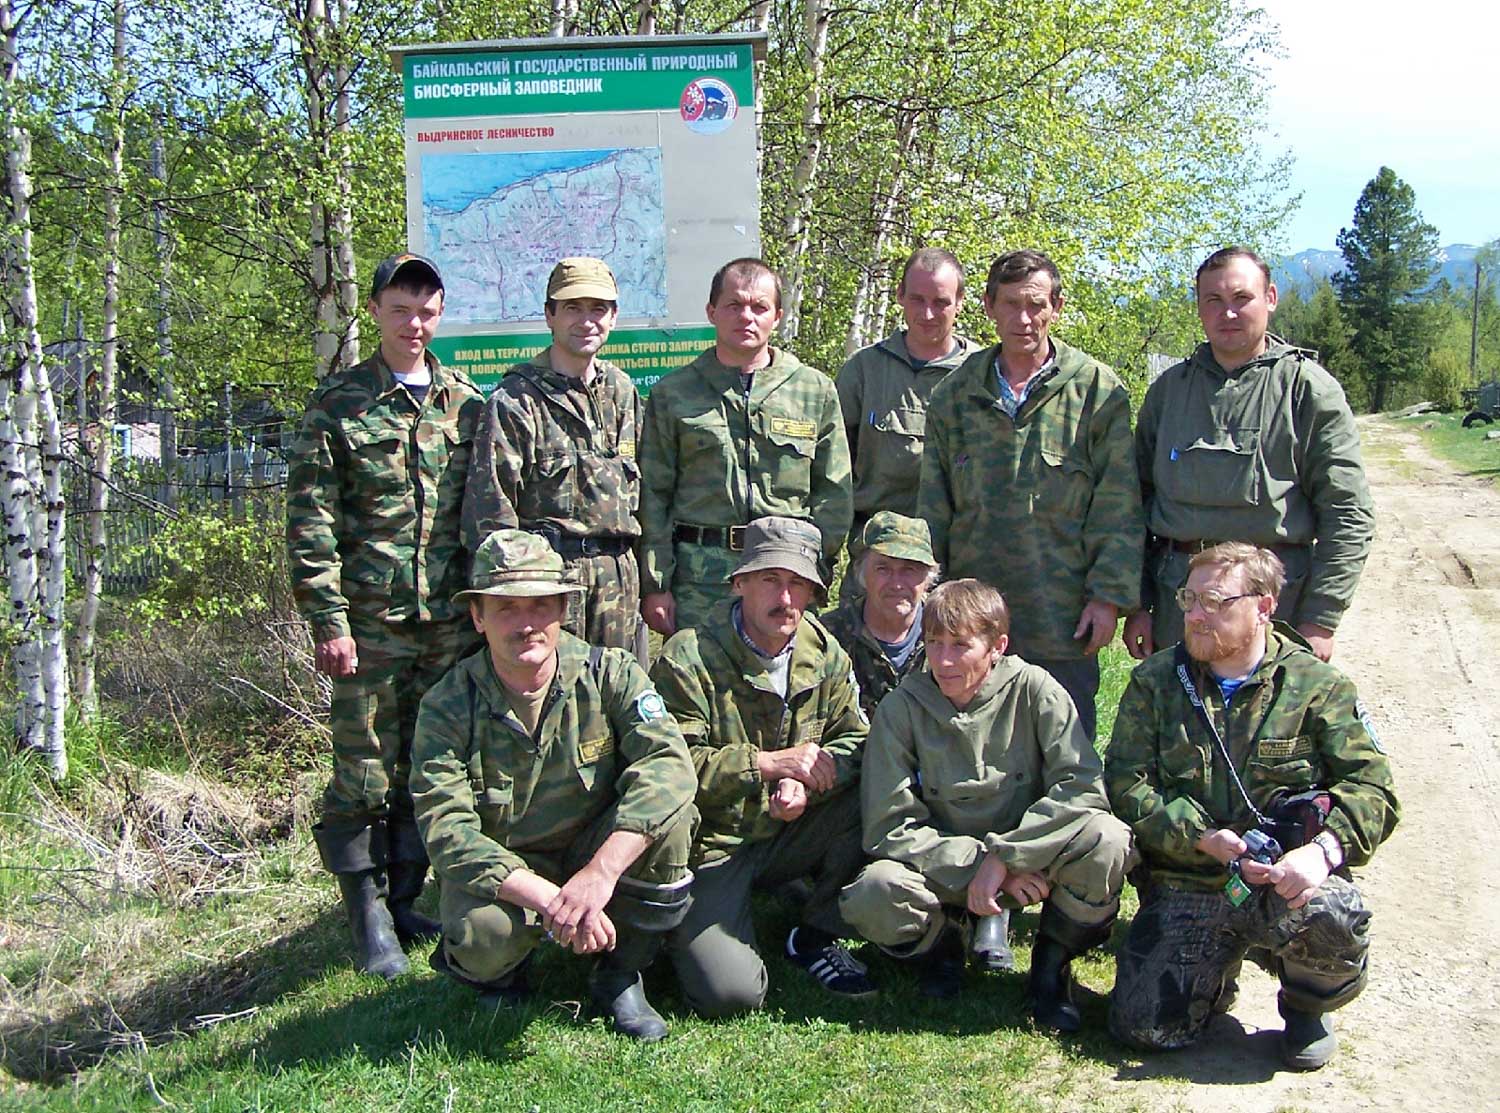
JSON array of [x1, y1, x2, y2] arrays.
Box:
[[918, 339, 1143, 660], [638, 347, 852, 593], [1135, 338, 1374, 630], [650, 601, 868, 864], [410, 634, 697, 900], [836, 330, 978, 524], [861, 656, 1110, 893], [1105, 625, 1399, 891], [286, 351, 484, 641]]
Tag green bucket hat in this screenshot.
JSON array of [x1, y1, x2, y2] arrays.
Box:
[[858, 511, 936, 567], [453, 529, 586, 604], [727, 516, 826, 589]]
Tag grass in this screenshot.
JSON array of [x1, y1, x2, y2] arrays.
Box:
[[1401, 411, 1500, 481]]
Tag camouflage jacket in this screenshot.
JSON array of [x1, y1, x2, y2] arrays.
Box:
[[637, 347, 853, 593], [917, 339, 1143, 660], [650, 601, 868, 864], [835, 330, 978, 524], [462, 348, 642, 550], [862, 657, 1109, 893], [286, 351, 484, 641], [410, 633, 697, 899], [1135, 338, 1375, 631], [819, 594, 926, 719], [1105, 625, 1399, 892]]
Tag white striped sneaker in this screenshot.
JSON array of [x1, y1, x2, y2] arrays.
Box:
[[785, 928, 877, 998]]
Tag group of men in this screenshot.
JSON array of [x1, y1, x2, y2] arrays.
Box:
[[285, 242, 1398, 1070]]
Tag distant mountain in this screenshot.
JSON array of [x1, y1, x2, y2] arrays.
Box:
[[1272, 244, 1488, 295]]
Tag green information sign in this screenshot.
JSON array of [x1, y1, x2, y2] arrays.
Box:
[[429, 326, 717, 395]]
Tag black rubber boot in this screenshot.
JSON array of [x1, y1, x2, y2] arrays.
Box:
[[590, 932, 669, 1042], [315, 821, 408, 980], [1028, 903, 1115, 1034], [972, 909, 1016, 972], [917, 923, 967, 1000], [387, 860, 442, 945], [333, 870, 409, 980], [1279, 995, 1338, 1071]]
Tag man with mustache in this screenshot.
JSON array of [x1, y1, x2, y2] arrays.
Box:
[[651, 516, 875, 1015], [1125, 247, 1374, 665], [465, 257, 643, 656], [917, 249, 1142, 739], [1106, 542, 1398, 1070], [411, 530, 697, 1041], [287, 253, 484, 979], [638, 258, 852, 636]]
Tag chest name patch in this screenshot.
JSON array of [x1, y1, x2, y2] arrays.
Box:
[[579, 735, 615, 763], [770, 417, 817, 439]]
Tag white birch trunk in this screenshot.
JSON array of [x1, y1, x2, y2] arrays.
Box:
[[1, 0, 67, 775], [152, 125, 177, 504], [74, 0, 127, 719], [635, 0, 655, 35], [331, 0, 357, 372], [777, 0, 828, 342], [303, 0, 340, 379], [844, 113, 919, 357]]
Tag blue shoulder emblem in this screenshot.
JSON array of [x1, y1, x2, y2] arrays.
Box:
[[1355, 698, 1384, 754], [636, 690, 667, 722]]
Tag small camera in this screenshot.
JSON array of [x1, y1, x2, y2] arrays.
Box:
[[1240, 827, 1283, 865]]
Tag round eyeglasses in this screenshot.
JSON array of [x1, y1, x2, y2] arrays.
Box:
[[1174, 587, 1259, 615]]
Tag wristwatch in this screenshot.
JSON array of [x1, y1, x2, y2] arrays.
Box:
[[1312, 831, 1343, 871]]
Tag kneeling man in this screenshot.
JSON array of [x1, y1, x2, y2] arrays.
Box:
[[840, 578, 1134, 1031], [1106, 542, 1398, 1069], [652, 516, 874, 1015], [411, 530, 697, 1041]]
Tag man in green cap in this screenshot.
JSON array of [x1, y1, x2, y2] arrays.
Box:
[[465, 257, 644, 655], [638, 258, 853, 637], [411, 529, 698, 1041], [287, 252, 484, 979], [651, 515, 875, 1015], [1125, 247, 1374, 665], [918, 249, 1142, 740]]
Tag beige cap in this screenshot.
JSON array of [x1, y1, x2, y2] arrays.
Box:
[[728, 516, 826, 589], [452, 529, 585, 603], [547, 257, 619, 303]]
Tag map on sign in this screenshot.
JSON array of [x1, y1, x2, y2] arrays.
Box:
[[421, 147, 668, 323]]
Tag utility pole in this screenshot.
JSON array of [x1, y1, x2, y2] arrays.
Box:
[[1472, 259, 1482, 381]]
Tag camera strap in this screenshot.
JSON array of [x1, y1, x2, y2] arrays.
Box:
[[1173, 644, 1270, 827]]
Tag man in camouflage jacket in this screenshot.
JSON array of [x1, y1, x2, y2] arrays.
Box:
[[1125, 247, 1374, 665], [917, 250, 1142, 740], [651, 517, 874, 1015], [1106, 543, 1398, 1070], [464, 258, 643, 654], [411, 530, 697, 1041], [286, 254, 484, 979], [638, 258, 852, 636]]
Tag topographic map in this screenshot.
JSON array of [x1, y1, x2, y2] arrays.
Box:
[[421, 148, 668, 322]]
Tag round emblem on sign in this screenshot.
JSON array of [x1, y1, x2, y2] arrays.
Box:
[[680, 78, 737, 134]]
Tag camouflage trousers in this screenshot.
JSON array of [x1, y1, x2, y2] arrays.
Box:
[[562, 548, 641, 655], [1148, 542, 1311, 650], [668, 540, 742, 633], [1109, 876, 1371, 1051], [668, 788, 864, 1018], [839, 812, 1133, 956], [322, 614, 481, 830], [437, 801, 696, 987]]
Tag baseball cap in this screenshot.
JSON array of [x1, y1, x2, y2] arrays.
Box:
[[369, 253, 444, 301], [453, 529, 585, 604], [547, 257, 619, 303]]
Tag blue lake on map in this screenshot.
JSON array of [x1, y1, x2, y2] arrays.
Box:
[[422, 150, 616, 213]]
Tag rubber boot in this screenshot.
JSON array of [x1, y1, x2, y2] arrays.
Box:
[[387, 860, 442, 945], [1279, 995, 1338, 1071], [314, 821, 408, 980], [1028, 903, 1114, 1034], [430, 944, 533, 1010], [917, 923, 967, 1000], [972, 910, 1015, 972], [590, 932, 670, 1042], [334, 870, 409, 980]]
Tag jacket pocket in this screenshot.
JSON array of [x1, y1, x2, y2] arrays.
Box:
[[764, 416, 815, 496], [1159, 427, 1263, 508], [342, 420, 407, 499], [525, 451, 574, 517]]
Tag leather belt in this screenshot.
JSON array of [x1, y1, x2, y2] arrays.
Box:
[[526, 524, 633, 559], [673, 523, 747, 551]]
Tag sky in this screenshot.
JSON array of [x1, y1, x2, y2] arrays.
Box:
[[1257, 0, 1500, 253]]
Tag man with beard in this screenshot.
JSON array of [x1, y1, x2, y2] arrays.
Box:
[[1106, 542, 1398, 1070], [411, 530, 697, 1041], [651, 516, 874, 1015]]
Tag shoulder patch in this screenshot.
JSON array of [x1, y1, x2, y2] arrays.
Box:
[[1355, 698, 1384, 753], [636, 690, 667, 722], [849, 668, 869, 725]]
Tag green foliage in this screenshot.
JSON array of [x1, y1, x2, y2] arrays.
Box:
[[1421, 348, 1465, 412], [120, 508, 286, 626], [1274, 280, 1369, 410], [1333, 167, 1441, 412]]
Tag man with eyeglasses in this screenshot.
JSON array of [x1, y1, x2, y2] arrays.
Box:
[[1126, 246, 1374, 665], [1105, 542, 1398, 1072]]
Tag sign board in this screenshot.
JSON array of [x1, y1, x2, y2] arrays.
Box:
[[390, 34, 766, 394]]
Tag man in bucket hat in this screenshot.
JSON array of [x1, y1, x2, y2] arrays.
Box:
[[650, 516, 875, 1016], [411, 529, 698, 1041], [465, 257, 645, 656], [288, 252, 485, 979]]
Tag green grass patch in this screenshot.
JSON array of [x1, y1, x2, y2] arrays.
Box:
[[1403, 412, 1500, 481]]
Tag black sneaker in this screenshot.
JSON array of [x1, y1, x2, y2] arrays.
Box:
[[785, 927, 877, 999]]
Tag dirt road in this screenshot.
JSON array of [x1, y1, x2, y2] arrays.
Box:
[[1116, 417, 1500, 1112]]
